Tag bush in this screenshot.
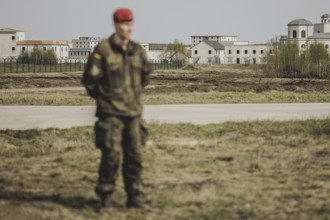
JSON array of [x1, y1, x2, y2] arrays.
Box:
[[17, 46, 58, 64], [263, 41, 330, 78]]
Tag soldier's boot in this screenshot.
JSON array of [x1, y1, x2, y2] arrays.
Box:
[[100, 194, 115, 211], [126, 196, 151, 212], [95, 186, 115, 211]]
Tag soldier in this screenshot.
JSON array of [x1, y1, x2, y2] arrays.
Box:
[[82, 8, 151, 211]]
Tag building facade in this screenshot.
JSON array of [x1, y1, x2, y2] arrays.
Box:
[[72, 37, 100, 49], [281, 14, 330, 51], [191, 40, 269, 65], [16, 40, 69, 59], [191, 35, 237, 47], [190, 41, 225, 64], [224, 44, 270, 64], [69, 37, 101, 59], [0, 28, 26, 59]]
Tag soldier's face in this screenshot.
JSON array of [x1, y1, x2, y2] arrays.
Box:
[[114, 21, 133, 40]]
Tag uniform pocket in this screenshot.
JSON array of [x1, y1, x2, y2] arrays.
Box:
[[131, 59, 143, 88], [94, 120, 112, 149]]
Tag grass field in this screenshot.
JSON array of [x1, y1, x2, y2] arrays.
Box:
[[0, 120, 329, 220], [1, 65, 330, 105], [1, 90, 330, 105]]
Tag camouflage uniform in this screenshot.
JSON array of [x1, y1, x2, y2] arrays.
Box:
[[82, 34, 151, 202]]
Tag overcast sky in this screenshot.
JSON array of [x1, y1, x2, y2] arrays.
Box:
[[0, 0, 329, 44]]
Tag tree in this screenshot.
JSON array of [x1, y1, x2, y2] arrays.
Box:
[[18, 46, 58, 63], [161, 39, 188, 63], [307, 42, 329, 78], [263, 41, 300, 78]]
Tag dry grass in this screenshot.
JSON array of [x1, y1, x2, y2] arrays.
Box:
[[0, 120, 329, 219], [1, 65, 330, 105], [0, 90, 330, 106]]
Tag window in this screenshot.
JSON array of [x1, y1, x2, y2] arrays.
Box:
[[261, 50, 264, 54], [43, 47, 46, 51], [301, 44, 306, 49], [236, 58, 240, 64], [209, 50, 212, 55], [12, 36, 15, 40], [22, 47, 25, 51], [237, 50, 240, 54], [245, 50, 248, 54], [301, 30, 306, 38], [12, 47, 15, 52], [195, 50, 198, 55], [229, 50, 232, 54], [293, 30, 297, 38], [325, 44, 329, 49]]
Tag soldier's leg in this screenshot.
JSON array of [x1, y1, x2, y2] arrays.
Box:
[[94, 116, 124, 201], [122, 117, 150, 210], [122, 117, 143, 197]]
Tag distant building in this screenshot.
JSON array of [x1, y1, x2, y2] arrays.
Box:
[[140, 43, 167, 60], [190, 39, 268, 64], [224, 44, 270, 64], [281, 14, 330, 51], [69, 37, 101, 59], [191, 41, 225, 64], [191, 35, 237, 47], [0, 28, 26, 59], [16, 40, 69, 59], [69, 48, 92, 59]]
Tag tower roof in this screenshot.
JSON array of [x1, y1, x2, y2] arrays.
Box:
[[321, 14, 330, 19], [288, 19, 313, 26]]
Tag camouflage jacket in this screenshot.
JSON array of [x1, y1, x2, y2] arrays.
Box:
[[82, 34, 152, 117]]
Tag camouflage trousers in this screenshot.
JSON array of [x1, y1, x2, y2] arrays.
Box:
[[94, 115, 147, 198]]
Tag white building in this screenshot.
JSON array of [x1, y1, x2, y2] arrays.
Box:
[[69, 37, 101, 59], [191, 39, 269, 65], [281, 14, 330, 51], [16, 40, 69, 59], [139, 43, 167, 60], [224, 44, 270, 64], [190, 41, 225, 64], [191, 35, 237, 47], [0, 28, 26, 59], [69, 48, 92, 59]]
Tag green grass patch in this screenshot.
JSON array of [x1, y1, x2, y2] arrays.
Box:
[[0, 120, 329, 219], [1, 90, 330, 105]]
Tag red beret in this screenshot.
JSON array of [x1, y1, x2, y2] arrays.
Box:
[[113, 8, 133, 22]]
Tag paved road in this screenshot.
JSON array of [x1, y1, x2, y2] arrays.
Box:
[[0, 103, 329, 130]]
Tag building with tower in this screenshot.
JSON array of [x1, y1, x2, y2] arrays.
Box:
[[281, 14, 330, 51]]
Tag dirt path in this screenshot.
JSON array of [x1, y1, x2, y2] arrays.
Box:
[[0, 103, 329, 130]]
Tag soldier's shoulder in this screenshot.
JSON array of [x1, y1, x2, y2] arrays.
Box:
[[130, 40, 144, 52], [95, 38, 112, 54]]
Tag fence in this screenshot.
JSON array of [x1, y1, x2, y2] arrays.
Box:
[[0, 58, 183, 73]]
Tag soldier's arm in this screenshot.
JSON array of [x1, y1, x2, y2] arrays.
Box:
[[141, 49, 152, 87], [81, 46, 103, 99]]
